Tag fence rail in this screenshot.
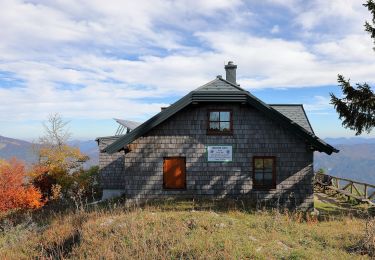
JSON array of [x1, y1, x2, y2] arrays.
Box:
[[314, 173, 375, 205]]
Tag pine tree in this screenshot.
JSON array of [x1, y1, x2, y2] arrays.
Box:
[[330, 1, 375, 135], [364, 0, 375, 47]]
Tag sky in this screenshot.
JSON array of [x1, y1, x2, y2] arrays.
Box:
[[1, 0, 375, 141]]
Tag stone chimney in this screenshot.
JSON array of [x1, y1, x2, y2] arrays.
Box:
[[224, 61, 237, 85]]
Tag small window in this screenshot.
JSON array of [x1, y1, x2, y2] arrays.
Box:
[[208, 110, 232, 134], [163, 157, 186, 189], [253, 156, 276, 189]]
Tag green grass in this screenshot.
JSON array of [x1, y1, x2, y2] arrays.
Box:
[[314, 199, 342, 212], [314, 193, 374, 219], [0, 198, 373, 259]]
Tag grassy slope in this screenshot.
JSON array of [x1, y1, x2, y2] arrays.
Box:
[[0, 198, 372, 260]]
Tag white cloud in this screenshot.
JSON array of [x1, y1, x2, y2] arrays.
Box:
[[266, 0, 370, 38], [265, 0, 300, 11], [193, 31, 375, 88], [270, 25, 280, 34], [1, 0, 375, 139], [313, 34, 374, 62], [295, 0, 369, 32], [304, 96, 331, 112]]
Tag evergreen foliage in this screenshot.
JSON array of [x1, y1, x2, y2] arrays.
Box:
[[330, 76, 375, 135], [364, 0, 375, 47], [330, 1, 375, 135]]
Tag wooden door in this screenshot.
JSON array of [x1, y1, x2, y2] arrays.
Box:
[[163, 157, 186, 189]]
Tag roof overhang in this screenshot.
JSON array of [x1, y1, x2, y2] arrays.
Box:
[[102, 90, 338, 155]]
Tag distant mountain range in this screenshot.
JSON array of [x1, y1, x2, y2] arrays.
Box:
[[0, 135, 39, 164], [67, 140, 99, 167], [323, 137, 375, 145], [0, 135, 374, 184], [0, 135, 98, 167], [315, 138, 375, 184]]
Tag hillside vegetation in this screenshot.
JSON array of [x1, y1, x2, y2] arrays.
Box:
[[315, 143, 375, 184], [0, 198, 373, 259]]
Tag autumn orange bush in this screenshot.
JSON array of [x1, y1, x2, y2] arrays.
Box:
[[0, 158, 45, 212]]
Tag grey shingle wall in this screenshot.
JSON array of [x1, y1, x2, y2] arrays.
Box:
[[98, 136, 125, 189], [99, 104, 314, 210]]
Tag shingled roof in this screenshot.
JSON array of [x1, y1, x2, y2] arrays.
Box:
[[103, 76, 338, 155], [195, 76, 245, 92], [270, 105, 314, 133]]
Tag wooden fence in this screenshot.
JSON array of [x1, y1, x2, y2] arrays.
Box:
[[314, 173, 375, 205]]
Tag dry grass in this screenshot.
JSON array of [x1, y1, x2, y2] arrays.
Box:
[[0, 198, 373, 259]]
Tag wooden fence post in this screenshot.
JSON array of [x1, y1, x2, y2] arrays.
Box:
[[314, 172, 375, 205]]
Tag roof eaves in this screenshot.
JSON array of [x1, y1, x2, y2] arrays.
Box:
[[95, 135, 123, 141], [103, 88, 338, 155], [245, 93, 338, 154], [191, 91, 248, 102]]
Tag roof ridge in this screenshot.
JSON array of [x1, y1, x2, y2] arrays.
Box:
[[194, 78, 221, 91], [194, 76, 248, 92], [216, 76, 248, 92]]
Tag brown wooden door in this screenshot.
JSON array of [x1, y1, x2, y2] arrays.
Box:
[[163, 157, 186, 189]]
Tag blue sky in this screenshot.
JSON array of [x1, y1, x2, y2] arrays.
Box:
[[0, 0, 375, 141]]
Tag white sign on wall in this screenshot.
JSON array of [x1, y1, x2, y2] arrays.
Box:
[[207, 145, 233, 162]]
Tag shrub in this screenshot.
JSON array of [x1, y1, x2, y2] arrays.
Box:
[[30, 164, 101, 205], [72, 166, 101, 200], [0, 158, 45, 212]]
